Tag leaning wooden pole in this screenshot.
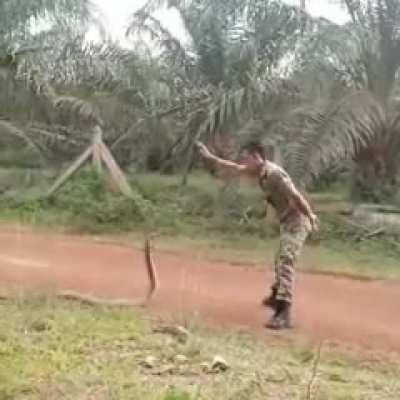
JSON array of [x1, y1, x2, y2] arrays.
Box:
[[100, 140, 133, 197], [47, 125, 134, 198], [92, 125, 103, 174], [47, 146, 93, 197]]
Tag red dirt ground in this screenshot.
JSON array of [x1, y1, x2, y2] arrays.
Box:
[[0, 227, 399, 354]]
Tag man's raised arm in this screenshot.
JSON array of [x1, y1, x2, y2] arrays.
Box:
[[195, 141, 246, 175]]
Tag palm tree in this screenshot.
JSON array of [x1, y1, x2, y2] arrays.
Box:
[[293, 0, 400, 201], [0, 0, 95, 51], [0, 0, 96, 108], [0, 0, 102, 162], [127, 0, 315, 182]]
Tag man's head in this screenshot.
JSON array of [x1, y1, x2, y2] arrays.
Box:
[[238, 141, 266, 175]]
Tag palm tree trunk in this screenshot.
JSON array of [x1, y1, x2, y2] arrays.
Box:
[[352, 146, 399, 203], [0, 64, 17, 112]]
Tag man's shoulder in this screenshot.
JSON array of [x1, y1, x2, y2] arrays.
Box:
[[268, 165, 298, 195], [268, 164, 291, 181]]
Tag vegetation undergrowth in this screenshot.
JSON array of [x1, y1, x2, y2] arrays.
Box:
[[0, 295, 399, 400]]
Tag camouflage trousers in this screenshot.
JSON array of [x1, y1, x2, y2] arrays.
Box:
[[272, 215, 311, 303]]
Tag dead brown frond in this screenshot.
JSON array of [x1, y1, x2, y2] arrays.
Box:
[[53, 96, 103, 127]]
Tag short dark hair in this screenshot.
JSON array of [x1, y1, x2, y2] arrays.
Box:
[[240, 140, 266, 160]]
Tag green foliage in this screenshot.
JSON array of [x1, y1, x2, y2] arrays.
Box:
[[4, 0, 400, 206], [51, 169, 151, 231], [3, 170, 400, 245], [0, 168, 152, 232], [132, 173, 275, 238], [351, 179, 400, 205], [294, 0, 400, 198], [0, 170, 273, 237], [0, 0, 94, 68], [163, 388, 192, 400]]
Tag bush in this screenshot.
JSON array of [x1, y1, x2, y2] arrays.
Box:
[[51, 168, 151, 230], [0, 170, 276, 238], [0, 168, 152, 232]]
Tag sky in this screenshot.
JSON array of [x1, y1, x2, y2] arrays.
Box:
[[88, 0, 188, 45], [90, 0, 349, 45]]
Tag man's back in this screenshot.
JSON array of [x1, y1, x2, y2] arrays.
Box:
[[259, 164, 299, 222]]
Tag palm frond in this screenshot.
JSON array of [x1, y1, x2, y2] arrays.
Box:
[[127, 13, 193, 75], [111, 119, 146, 150], [128, 0, 315, 89], [192, 76, 300, 142], [53, 96, 103, 127], [0, 0, 94, 51], [302, 1, 400, 100], [28, 70, 103, 127], [0, 120, 45, 161], [281, 91, 385, 187], [130, 0, 182, 21]]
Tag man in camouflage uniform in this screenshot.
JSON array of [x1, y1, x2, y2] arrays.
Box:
[[196, 140, 319, 330]]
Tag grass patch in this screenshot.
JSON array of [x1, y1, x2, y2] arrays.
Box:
[[145, 232, 400, 281], [0, 295, 399, 399]]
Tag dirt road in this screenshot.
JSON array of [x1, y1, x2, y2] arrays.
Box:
[[0, 227, 399, 354]]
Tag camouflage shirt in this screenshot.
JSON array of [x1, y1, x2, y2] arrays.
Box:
[[259, 164, 300, 222]]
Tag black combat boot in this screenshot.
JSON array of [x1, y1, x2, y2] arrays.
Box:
[[261, 286, 277, 309], [265, 300, 292, 330]]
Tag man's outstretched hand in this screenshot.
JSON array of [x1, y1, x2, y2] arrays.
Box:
[[195, 141, 213, 160]]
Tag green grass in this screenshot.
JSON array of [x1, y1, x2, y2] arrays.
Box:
[[141, 232, 400, 281], [0, 169, 399, 280], [0, 295, 399, 400]]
